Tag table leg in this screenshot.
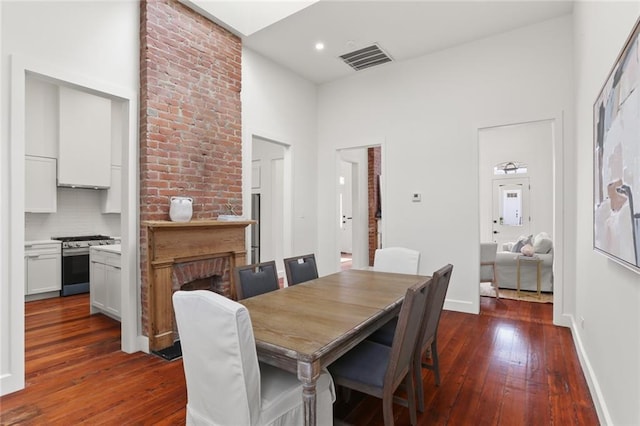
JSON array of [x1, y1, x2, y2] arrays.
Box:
[[302, 381, 317, 426], [516, 257, 521, 298], [537, 259, 542, 298], [299, 361, 320, 426]]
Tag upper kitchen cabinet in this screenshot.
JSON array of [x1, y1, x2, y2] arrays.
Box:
[[58, 86, 111, 188], [25, 75, 58, 158], [25, 156, 57, 213]]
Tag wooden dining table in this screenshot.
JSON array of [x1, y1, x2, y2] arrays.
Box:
[[239, 268, 431, 426]]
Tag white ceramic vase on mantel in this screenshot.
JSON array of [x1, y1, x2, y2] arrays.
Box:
[[169, 196, 193, 222]]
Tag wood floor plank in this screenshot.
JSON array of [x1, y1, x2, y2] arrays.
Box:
[[0, 294, 599, 425]]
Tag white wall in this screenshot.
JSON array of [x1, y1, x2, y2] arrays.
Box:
[[573, 3, 640, 424], [241, 48, 318, 258], [317, 16, 573, 315], [1, 0, 139, 395], [478, 120, 554, 244]]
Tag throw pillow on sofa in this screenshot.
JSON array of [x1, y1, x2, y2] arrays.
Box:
[[521, 243, 535, 256], [511, 235, 533, 253], [533, 232, 553, 254]]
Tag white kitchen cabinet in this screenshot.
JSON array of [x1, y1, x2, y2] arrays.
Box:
[[58, 86, 111, 188], [101, 165, 121, 213], [25, 76, 59, 158], [90, 246, 121, 321], [25, 156, 57, 213], [25, 241, 61, 296]]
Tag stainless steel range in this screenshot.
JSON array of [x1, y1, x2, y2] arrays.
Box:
[[52, 235, 117, 296]]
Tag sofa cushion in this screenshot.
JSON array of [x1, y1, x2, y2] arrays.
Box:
[[533, 232, 553, 254]]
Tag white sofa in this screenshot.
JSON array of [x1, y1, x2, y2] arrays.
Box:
[[495, 233, 554, 293]]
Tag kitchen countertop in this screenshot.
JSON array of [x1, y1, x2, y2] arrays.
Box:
[[90, 244, 121, 254], [25, 239, 62, 245]]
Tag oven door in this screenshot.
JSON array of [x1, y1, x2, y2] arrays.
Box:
[[61, 248, 90, 296]]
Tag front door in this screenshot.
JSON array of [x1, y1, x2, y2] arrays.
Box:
[[492, 177, 531, 246]]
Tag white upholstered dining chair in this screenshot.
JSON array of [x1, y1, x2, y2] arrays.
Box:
[[173, 290, 335, 426], [373, 247, 421, 274], [480, 242, 499, 298]]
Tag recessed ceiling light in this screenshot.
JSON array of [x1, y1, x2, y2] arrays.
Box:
[[315, 42, 325, 51]]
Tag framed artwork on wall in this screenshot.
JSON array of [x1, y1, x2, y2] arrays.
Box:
[[594, 16, 640, 273]]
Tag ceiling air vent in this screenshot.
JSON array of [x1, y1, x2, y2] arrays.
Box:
[[339, 44, 392, 71]]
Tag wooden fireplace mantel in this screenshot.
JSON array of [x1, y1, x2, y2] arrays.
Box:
[[145, 219, 254, 352]]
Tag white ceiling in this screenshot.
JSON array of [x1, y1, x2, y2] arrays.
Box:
[[184, 0, 574, 85]]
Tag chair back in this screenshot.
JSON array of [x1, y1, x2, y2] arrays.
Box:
[[480, 243, 497, 282], [283, 254, 318, 285], [234, 261, 279, 300], [173, 290, 261, 425], [385, 277, 431, 391], [373, 247, 420, 274], [419, 264, 453, 353], [480, 242, 497, 262]]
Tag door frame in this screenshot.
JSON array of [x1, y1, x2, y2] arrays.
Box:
[[477, 116, 566, 327]]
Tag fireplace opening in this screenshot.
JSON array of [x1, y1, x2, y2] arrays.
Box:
[[180, 274, 223, 293]]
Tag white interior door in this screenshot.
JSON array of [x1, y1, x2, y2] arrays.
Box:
[[492, 177, 531, 245], [339, 161, 353, 253]]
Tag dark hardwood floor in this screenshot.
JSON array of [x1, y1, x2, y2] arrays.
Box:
[[0, 294, 598, 425]]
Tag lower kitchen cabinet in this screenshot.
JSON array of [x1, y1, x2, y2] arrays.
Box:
[[90, 246, 121, 321], [25, 241, 61, 297]]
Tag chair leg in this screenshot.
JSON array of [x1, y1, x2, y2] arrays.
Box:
[[492, 263, 500, 299], [382, 394, 395, 426], [406, 372, 418, 426], [431, 340, 441, 386], [414, 352, 425, 413]]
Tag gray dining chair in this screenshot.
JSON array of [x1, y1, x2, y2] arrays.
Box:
[[368, 264, 454, 412], [283, 253, 318, 285], [234, 260, 279, 300], [328, 277, 432, 426]]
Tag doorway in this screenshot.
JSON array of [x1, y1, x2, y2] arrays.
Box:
[[5, 57, 138, 395], [336, 146, 381, 270], [478, 119, 557, 310], [251, 136, 286, 275]]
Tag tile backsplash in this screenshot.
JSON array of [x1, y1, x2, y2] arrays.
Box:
[[25, 187, 121, 240]]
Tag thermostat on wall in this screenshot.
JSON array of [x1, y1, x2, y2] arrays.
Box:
[[412, 193, 421, 202]]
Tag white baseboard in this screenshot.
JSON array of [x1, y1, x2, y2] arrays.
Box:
[[568, 314, 611, 425], [137, 335, 150, 354], [443, 298, 476, 314]]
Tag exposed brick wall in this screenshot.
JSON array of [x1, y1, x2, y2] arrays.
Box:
[[139, 0, 242, 336], [368, 147, 381, 266]]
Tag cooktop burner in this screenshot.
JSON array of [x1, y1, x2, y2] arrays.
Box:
[[53, 235, 116, 249]]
